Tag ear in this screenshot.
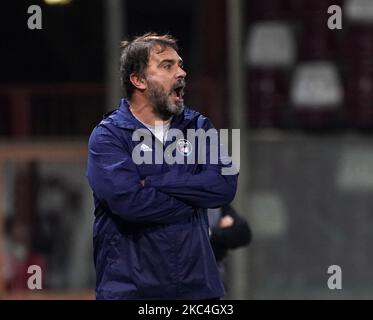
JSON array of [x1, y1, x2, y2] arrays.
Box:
[[129, 73, 147, 90]]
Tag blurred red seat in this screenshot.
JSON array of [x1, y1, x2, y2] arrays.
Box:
[[245, 21, 295, 128], [344, 70, 373, 128], [345, 0, 373, 24], [288, 61, 344, 129], [247, 69, 290, 128]]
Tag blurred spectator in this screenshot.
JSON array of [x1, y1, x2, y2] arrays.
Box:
[[4, 217, 46, 291], [208, 204, 252, 291]]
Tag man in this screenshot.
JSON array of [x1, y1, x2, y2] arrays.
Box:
[[86, 33, 238, 300]]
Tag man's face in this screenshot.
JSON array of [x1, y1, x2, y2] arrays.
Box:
[[144, 45, 187, 120]]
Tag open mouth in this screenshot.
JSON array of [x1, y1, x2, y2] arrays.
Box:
[[171, 83, 185, 101]]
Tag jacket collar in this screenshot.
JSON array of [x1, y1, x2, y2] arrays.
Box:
[[105, 98, 201, 131]]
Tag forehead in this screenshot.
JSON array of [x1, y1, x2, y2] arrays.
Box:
[[148, 45, 182, 64]]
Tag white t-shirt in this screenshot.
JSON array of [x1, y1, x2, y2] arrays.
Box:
[[131, 111, 171, 144], [144, 121, 171, 144]]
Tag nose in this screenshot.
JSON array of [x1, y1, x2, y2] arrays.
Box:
[[176, 65, 187, 79]]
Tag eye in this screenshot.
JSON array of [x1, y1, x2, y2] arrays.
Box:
[[163, 64, 171, 70]]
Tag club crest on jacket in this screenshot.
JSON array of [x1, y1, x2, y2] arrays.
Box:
[[176, 139, 192, 156]]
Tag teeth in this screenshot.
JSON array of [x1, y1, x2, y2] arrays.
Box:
[[171, 86, 184, 99]]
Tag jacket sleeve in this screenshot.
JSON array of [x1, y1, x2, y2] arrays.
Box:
[[144, 116, 238, 208], [86, 125, 195, 224]]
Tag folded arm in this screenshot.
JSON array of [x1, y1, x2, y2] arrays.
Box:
[[87, 125, 195, 224], [144, 117, 238, 208]]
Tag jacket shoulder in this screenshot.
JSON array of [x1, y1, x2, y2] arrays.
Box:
[[88, 112, 124, 147], [183, 106, 214, 129]]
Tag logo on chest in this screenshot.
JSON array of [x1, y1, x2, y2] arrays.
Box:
[[176, 139, 192, 156]]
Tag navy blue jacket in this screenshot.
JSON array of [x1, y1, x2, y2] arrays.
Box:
[[86, 99, 238, 299]]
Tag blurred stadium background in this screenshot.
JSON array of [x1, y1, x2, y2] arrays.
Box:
[[1, 0, 373, 299]]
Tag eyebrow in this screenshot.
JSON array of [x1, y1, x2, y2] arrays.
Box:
[[158, 58, 183, 67]]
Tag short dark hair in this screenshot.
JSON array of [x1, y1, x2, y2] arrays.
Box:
[[119, 32, 179, 99]]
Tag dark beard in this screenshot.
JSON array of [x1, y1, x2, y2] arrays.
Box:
[[147, 80, 184, 120]]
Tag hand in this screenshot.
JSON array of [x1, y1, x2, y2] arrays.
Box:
[[219, 215, 234, 228], [140, 180, 144, 186]]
